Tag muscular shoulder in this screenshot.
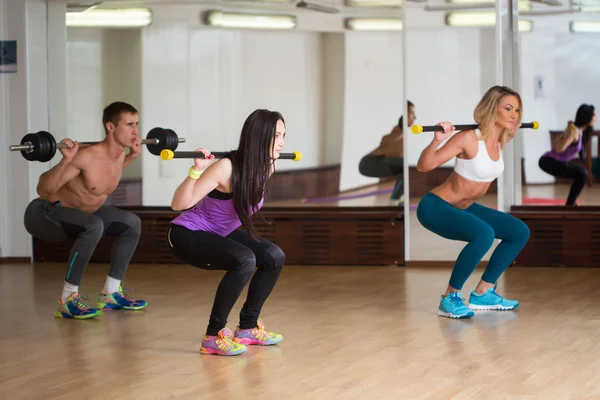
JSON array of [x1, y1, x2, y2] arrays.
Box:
[[66, 146, 97, 170]]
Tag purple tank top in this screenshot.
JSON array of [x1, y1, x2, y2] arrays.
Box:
[[171, 189, 264, 237], [544, 128, 582, 162]]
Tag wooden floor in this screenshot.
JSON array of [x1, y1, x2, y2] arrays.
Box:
[[2, 261, 600, 399]]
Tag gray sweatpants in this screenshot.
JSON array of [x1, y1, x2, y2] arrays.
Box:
[[24, 198, 142, 286], [358, 154, 404, 200]]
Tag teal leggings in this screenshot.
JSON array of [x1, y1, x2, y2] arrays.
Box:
[[416, 193, 530, 290]]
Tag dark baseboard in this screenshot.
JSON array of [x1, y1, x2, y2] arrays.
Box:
[[0, 257, 30, 264], [33, 206, 405, 266]]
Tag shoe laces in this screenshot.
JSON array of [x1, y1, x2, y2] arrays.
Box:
[[216, 330, 236, 349], [486, 289, 504, 302], [118, 286, 137, 302], [448, 292, 466, 308], [70, 294, 91, 310]]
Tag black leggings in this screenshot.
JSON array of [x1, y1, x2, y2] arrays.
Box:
[[358, 154, 404, 200], [23, 198, 141, 286], [538, 156, 588, 205], [167, 224, 285, 336]]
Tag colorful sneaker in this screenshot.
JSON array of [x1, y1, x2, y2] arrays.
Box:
[[200, 328, 247, 356], [468, 284, 519, 311], [97, 287, 147, 310], [55, 293, 101, 319], [438, 292, 475, 319], [233, 319, 283, 346]]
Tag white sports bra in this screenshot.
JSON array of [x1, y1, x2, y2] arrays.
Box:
[[453, 129, 504, 182]]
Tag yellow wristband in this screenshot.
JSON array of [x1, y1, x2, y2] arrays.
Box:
[[188, 166, 202, 180]]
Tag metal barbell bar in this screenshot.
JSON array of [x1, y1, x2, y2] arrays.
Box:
[[411, 121, 540, 134], [159, 149, 303, 161], [8, 128, 186, 162]]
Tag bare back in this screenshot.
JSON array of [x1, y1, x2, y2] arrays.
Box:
[[371, 125, 404, 158], [41, 145, 126, 213]]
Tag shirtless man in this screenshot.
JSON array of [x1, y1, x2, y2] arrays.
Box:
[[358, 101, 416, 205], [24, 101, 147, 319]]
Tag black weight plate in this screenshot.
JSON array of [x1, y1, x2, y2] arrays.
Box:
[[38, 131, 57, 162], [146, 127, 166, 156], [166, 129, 179, 151], [20, 133, 41, 161]]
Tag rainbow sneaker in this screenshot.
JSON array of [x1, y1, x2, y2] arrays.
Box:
[[55, 293, 101, 319], [97, 287, 147, 311], [233, 319, 283, 346], [200, 328, 247, 356]]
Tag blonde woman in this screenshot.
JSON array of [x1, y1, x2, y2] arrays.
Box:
[[415, 86, 530, 319], [538, 104, 596, 206]]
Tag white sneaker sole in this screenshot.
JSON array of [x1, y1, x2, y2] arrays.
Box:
[[437, 310, 474, 319], [468, 303, 518, 311]]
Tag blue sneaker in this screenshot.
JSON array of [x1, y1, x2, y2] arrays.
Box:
[[97, 287, 147, 311], [468, 284, 519, 311], [438, 292, 474, 319]]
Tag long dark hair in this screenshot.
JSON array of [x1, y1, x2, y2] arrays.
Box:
[[228, 109, 283, 236], [574, 103, 595, 148], [398, 100, 414, 127]]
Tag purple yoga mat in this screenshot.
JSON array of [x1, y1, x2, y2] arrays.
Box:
[[301, 186, 421, 210], [302, 187, 394, 203]]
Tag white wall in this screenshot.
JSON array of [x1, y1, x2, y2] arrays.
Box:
[[0, 0, 28, 258], [405, 27, 485, 168], [339, 31, 403, 192], [0, 0, 63, 258], [102, 29, 143, 178], [141, 26, 324, 206], [321, 33, 345, 166], [65, 28, 142, 178], [66, 29, 103, 145]]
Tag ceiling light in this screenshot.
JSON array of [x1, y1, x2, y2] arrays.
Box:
[[570, 21, 600, 32], [345, 17, 402, 31], [204, 10, 296, 29], [66, 8, 152, 28], [446, 12, 533, 32], [344, 0, 403, 7]]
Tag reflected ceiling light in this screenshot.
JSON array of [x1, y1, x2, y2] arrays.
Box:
[[345, 17, 402, 31], [446, 12, 533, 32], [570, 21, 600, 32], [66, 8, 152, 27], [344, 0, 403, 7], [204, 10, 296, 29]]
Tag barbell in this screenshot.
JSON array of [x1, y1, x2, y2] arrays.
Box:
[[411, 121, 540, 134], [8, 127, 186, 162], [160, 149, 303, 161]]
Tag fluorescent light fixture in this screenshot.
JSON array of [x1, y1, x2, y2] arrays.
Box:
[[447, 0, 531, 11], [66, 8, 152, 28], [570, 21, 600, 32], [345, 0, 403, 7], [446, 12, 533, 32], [204, 10, 296, 29], [345, 17, 402, 31]]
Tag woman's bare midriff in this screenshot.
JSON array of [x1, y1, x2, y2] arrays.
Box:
[[430, 172, 493, 210]]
